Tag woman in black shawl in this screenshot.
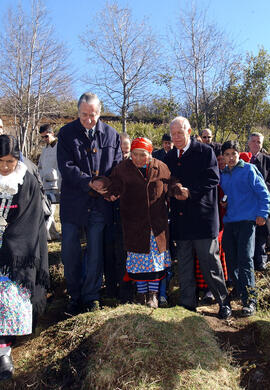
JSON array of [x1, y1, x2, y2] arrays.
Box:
[[0, 135, 49, 380]]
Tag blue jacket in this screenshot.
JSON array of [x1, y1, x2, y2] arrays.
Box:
[[57, 118, 122, 225], [164, 139, 220, 240], [221, 160, 270, 223]]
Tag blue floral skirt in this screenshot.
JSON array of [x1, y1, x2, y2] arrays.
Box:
[[0, 276, 32, 335], [126, 232, 171, 281]]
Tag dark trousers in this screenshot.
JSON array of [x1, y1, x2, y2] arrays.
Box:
[[103, 220, 134, 302], [176, 238, 228, 308], [61, 210, 105, 304], [254, 225, 268, 269], [222, 220, 256, 306]]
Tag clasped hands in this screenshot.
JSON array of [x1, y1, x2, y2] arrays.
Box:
[[89, 180, 119, 201]]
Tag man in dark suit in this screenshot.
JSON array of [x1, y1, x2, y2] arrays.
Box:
[[152, 133, 173, 162], [248, 132, 270, 271], [57, 92, 122, 314], [165, 116, 230, 319]]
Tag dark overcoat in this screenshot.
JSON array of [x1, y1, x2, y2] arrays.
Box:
[[97, 158, 171, 254], [57, 118, 122, 225], [252, 152, 270, 191], [251, 151, 270, 234], [164, 139, 220, 240]]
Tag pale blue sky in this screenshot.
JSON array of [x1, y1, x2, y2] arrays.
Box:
[[0, 0, 270, 97]]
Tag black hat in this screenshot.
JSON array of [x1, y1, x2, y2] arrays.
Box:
[[162, 133, 171, 142]]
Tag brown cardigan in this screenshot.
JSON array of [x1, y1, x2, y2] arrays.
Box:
[[96, 158, 174, 254]]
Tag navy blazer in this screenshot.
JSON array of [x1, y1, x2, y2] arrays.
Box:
[[57, 118, 122, 225], [164, 139, 220, 240]]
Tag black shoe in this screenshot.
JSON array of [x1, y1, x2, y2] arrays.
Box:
[[65, 300, 80, 316], [218, 304, 232, 319], [0, 355, 14, 381], [83, 300, 100, 313], [242, 302, 256, 317]]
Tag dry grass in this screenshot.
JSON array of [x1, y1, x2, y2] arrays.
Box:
[[0, 306, 241, 390]]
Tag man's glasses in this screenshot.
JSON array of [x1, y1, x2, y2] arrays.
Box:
[[202, 136, 212, 139], [41, 135, 49, 139]]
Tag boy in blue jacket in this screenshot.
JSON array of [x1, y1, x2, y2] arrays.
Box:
[[221, 140, 270, 316]]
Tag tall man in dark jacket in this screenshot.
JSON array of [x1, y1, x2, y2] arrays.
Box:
[[57, 92, 122, 314], [165, 116, 231, 319], [248, 132, 270, 271]]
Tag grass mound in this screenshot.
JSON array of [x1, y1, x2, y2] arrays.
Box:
[[2, 305, 240, 390]]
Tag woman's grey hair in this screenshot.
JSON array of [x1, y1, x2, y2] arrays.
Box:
[[78, 92, 102, 114]]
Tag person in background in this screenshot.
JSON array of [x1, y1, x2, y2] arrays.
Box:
[[153, 133, 173, 162], [221, 140, 270, 316], [120, 133, 131, 160], [90, 137, 177, 309], [248, 132, 270, 271], [103, 132, 134, 302], [57, 92, 122, 315], [0, 135, 49, 380], [165, 117, 231, 319], [38, 124, 61, 241], [201, 128, 221, 156], [153, 133, 175, 306]]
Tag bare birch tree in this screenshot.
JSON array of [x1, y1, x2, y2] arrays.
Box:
[[81, 2, 158, 133], [171, 3, 237, 133], [0, 0, 73, 156]]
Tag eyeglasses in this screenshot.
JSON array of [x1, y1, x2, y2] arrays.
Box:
[[202, 136, 212, 139], [41, 135, 49, 139]]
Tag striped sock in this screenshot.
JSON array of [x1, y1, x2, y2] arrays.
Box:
[[136, 281, 148, 293], [148, 281, 159, 292]]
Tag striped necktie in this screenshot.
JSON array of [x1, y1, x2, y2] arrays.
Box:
[[88, 128, 95, 142]]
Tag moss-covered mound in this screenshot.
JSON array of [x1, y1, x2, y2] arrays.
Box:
[[1, 305, 241, 390]]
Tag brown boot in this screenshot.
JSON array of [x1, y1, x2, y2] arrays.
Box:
[[147, 291, 158, 309], [136, 293, 147, 305]]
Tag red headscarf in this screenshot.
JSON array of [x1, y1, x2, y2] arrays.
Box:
[[239, 152, 252, 163], [131, 137, 153, 154]]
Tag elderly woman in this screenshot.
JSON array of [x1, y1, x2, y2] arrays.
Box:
[[91, 137, 179, 309], [0, 135, 49, 380]]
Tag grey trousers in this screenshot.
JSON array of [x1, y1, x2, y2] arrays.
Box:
[[176, 238, 228, 308]]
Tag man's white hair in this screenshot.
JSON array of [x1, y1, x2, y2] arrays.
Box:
[[248, 132, 264, 142], [202, 128, 212, 136], [170, 116, 191, 132], [78, 92, 101, 114]]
